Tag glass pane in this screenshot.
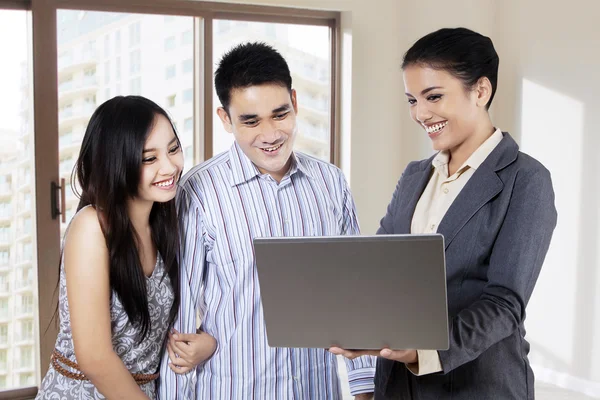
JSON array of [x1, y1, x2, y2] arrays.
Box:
[[0, 9, 39, 391], [57, 10, 196, 229], [212, 21, 331, 161]]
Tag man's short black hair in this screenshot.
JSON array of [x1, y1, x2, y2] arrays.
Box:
[[215, 42, 293, 111]]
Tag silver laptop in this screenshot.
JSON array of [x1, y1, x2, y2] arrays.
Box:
[[253, 234, 449, 350]]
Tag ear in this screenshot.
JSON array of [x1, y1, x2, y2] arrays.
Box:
[[290, 89, 299, 115], [475, 77, 493, 108], [216, 107, 233, 133]]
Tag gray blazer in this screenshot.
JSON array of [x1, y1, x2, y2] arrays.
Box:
[[374, 132, 557, 399]]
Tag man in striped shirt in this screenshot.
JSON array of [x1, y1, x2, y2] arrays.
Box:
[[158, 42, 375, 399]]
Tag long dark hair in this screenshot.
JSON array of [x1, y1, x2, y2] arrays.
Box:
[[402, 27, 499, 110], [70, 95, 180, 342]]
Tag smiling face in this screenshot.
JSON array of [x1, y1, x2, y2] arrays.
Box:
[[217, 83, 298, 182], [403, 65, 493, 156], [136, 114, 184, 204]]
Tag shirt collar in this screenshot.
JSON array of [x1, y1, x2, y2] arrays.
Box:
[[432, 128, 503, 179], [229, 142, 312, 187]]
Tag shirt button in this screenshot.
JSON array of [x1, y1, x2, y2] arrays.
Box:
[[430, 224, 436, 231], [443, 187, 449, 194]]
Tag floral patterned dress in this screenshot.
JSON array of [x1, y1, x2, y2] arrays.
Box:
[[36, 252, 174, 399]]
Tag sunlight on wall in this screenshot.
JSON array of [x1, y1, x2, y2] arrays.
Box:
[[520, 78, 584, 375]]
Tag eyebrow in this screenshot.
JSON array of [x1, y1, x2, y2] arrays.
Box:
[[405, 86, 444, 97], [142, 137, 178, 153], [238, 104, 291, 122]]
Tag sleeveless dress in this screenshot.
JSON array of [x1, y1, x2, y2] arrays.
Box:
[[36, 241, 174, 399]]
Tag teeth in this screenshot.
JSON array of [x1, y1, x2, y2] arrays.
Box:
[[154, 178, 174, 187], [263, 143, 282, 152], [426, 122, 447, 133]]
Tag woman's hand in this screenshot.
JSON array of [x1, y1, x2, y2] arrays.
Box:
[[167, 329, 217, 374]]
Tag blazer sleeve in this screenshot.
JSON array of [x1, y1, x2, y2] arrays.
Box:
[[438, 166, 558, 373]]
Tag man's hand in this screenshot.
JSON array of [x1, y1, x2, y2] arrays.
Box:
[[329, 347, 418, 364], [355, 393, 374, 400], [167, 329, 217, 374]]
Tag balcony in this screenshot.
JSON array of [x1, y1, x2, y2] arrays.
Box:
[[0, 186, 11, 198], [58, 50, 97, 76], [0, 309, 10, 321], [0, 212, 11, 222], [0, 282, 9, 293], [16, 304, 33, 317], [59, 76, 99, 105], [15, 229, 32, 242], [59, 104, 96, 127], [14, 279, 33, 292], [17, 176, 32, 192]]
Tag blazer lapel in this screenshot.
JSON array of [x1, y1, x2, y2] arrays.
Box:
[[436, 167, 502, 249], [436, 132, 519, 249]]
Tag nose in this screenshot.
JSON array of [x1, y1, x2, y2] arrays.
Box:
[[415, 103, 432, 123], [159, 154, 178, 176], [259, 120, 284, 144]]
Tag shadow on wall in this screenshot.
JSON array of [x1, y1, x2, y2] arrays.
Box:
[[494, 1, 600, 397]]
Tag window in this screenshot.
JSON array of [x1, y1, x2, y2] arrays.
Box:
[[166, 94, 176, 108], [0, 10, 41, 393], [20, 320, 33, 341], [115, 56, 121, 80], [0, 325, 7, 344], [182, 29, 192, 45], [104, 60, 110, 83], [129, 49, 141, 74], [212, 20, 333, 161], [0, 349, 7, 371], [104, 34, 110, 57], [183, 88, 193, 103], [129, 77, 141, 95], [182, 58, 192, 74], [115, 30, 121, 53], [164, 36, 176, 51], [19, 372, 33, 386], [128, 21, 140, 47], [8, 5, 338, 396], [184, 117, 193, 132], [165, 64, 176, 79]]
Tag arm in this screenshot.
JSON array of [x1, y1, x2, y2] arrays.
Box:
[[339, 176, 377, 396], [65, 207, 149, 400], [439, 167, 557, 373], [158, 186, 214, 399]]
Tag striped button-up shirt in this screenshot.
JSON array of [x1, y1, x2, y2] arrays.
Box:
[[158, 143, 376, 399]]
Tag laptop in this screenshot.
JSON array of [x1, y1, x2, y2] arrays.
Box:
[[253, 234, 449, 350]]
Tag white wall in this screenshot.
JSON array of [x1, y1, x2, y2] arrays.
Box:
[[493, 0, 600, 397], [209, 0, 600, 396]]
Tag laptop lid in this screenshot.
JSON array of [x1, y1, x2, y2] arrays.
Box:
[[253, 234, 449, 350]]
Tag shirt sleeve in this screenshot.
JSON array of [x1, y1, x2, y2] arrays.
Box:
[[157, 185, 207, 399], [406, 350, 443, 376], [339, 173, 377, 395]]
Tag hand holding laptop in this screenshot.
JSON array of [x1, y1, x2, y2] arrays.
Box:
[[328, 347, 418, 363]]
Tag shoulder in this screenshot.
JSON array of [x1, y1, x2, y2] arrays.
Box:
[[295, 151, 346, 181], [401, 155, 435, 178], [179, 150, 231, 188], [503, 150, 553, 186], [63, 207, 107, 259]]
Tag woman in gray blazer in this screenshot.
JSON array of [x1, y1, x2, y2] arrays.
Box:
[[331, 27, 557, 399]]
